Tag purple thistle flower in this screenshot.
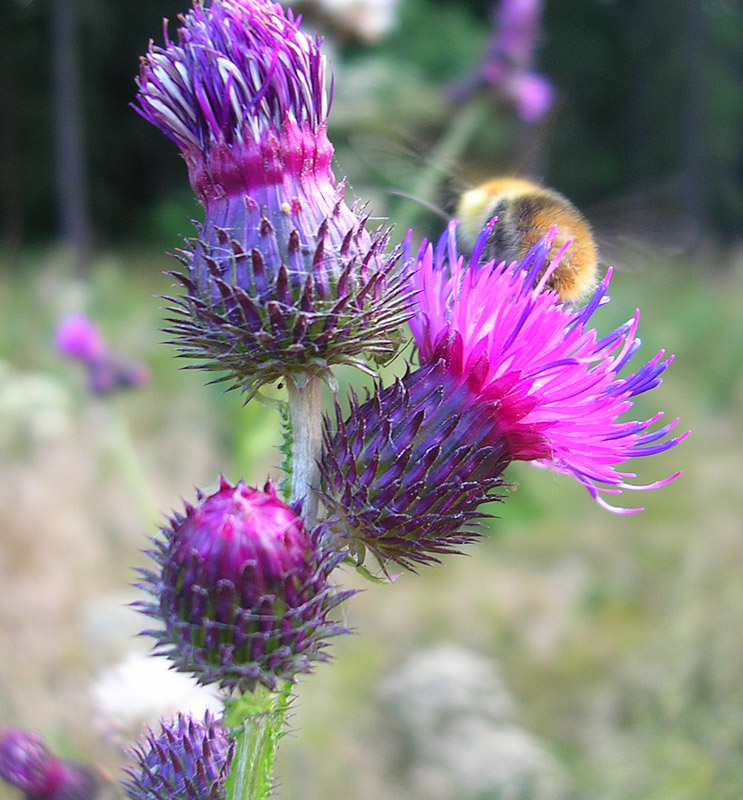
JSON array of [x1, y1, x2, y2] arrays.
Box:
[[137, 477, 352, 692], [319, 359, 517, 569], [135, 0, 410, 396], [450, 0, 554, 123], [407, 222, 689, 512], [56, 316, 106, 363], [491, 0, 544, 72], [320, 223, 688, 569], [0, 730, 97, 800], [55, 315, 150, 397], [123, 713, 232, 800]]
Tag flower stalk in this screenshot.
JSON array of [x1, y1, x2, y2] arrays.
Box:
[[224, 683, 292, 800], [286, 376, 323, 527]]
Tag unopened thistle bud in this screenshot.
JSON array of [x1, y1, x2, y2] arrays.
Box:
[[123, 713, 231, 800], [135, 0, 410, 396], [321, 223, 688, 569], [0, 729, 97, 800], [138, 477, 351, 692]]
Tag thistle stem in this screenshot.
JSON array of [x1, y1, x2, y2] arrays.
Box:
[[224, 683, 292, 800], [286, 375, 322, 526]]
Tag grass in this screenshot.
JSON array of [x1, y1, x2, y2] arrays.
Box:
[[1, 242, 742, 800]]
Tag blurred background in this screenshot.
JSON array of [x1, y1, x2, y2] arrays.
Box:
[[1, 0, 742, 799]]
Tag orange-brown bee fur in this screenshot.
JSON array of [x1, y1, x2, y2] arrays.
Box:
[[456, 177, 599, 303]]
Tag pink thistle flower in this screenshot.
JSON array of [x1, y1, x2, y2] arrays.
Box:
[[55, 315, 149, 397], [406, 221, 689, 513], [320, 222, 688, 569], [55, 315, 106, 363], [505, 71, 554, 124]]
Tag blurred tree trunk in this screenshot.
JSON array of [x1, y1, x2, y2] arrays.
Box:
[[0, 10, 23, 257], [51, 0, 92, 271], [680, 0, 708, 234]]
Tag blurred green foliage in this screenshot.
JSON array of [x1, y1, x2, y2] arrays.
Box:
[[1, 0, 743, 248]]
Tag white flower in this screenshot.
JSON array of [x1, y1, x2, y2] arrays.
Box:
[[91, 652, 223, 742], [378, 643, 515, 733]]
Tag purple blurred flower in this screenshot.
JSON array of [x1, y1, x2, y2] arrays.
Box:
[[137, 477, 352, 691], [55, 315, 149, 397], [451, 0, 554, 123], [321, 223, 688, 568], [135, 0, 410, 396], [0, 730, 97, 800], [86, 359, 150, 396], [124, 713, 231, 800], [491, 0, 544, 71], [56, 316, 106, 362], [507, 72, 554, 124]]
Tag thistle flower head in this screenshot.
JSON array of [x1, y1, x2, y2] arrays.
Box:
[[138, 477, 352, 691], [55, 315, 149, 396], [123, 713, 231, 800], [320, 222, 688, 570], [0, 731, 49, 797], [406, 222, 689, 513], [56, 316, 106, 362], [136, 0, 331, 201], [320, 360, 518, 569], [136, 0, 410, 395], [0, 730, 97, 800]]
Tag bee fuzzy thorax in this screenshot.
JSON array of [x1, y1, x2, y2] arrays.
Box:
[[456, 177, 538, 243], [455, 177, 599, 303]]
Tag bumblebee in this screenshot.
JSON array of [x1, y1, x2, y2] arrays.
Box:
[[456, 177, 599, 303]]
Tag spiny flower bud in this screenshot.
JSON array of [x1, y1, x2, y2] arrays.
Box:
[[138, 478, 352, 692], [123, 713, 231, 800], [320, 360, 520, 569], [321, 223, 688, 569], [0, 729, 97, 800], [135, 0, 410, 396]]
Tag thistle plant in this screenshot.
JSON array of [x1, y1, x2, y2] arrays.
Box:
[[126, 0, 688, 797], [123, 714, 232, 800], [450, 0, 554, 122]]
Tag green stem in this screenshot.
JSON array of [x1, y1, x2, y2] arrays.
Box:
[[97, 401, 158, 536], [286, 375, 322, 527], [224, 683, 293, 800]]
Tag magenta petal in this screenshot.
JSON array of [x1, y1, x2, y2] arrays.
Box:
[[403, 223, 688, 512]]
